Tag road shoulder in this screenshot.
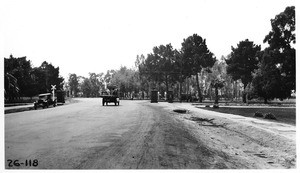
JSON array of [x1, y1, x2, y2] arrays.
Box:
[[156, 102, 296, 168]]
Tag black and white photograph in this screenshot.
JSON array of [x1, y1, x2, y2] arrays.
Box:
[[1, 0, 298, 172]]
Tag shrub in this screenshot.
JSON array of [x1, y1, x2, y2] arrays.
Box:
[[264, 112, 277, 120], [213, 104, 219, 108], [253, 111, 264, 117]]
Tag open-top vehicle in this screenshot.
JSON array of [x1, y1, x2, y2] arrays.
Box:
[[100, 85, 120, 106], [34, 93, 57, 109]]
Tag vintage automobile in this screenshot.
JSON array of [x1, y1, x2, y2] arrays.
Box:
[[34, 93, 57, 109], [100, 85, 120, 106]]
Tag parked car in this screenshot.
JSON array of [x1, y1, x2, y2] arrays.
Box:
[[34, 93, 57, 109]]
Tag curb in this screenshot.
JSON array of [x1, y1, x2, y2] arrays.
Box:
[[5, 106, 34, 114], [5, 99, 76, 114], [4, 102, 68, 114]]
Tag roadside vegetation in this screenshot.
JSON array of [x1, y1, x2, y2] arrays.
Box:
[[4, 56, 64, 103], [67, 6, 295, 104], [5, 6, 295, 107], [198, 107, 295, 125]]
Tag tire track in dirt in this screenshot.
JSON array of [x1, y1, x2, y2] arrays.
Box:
[[169, 108, 296, 169], [76, 102, 252, 169]]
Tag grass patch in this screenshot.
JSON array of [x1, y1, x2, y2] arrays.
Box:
[[198, 107, 295, 125]]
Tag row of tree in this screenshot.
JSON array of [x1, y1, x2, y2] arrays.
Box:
[[4, 55, 64, 101], [136, 35, 216, 102], [228, 6, 295, 103], [68, 73, 105, 98], [67, 57, 243, 102], [67, 66, 141, 98], [136, 6, 295, 103], [65, 6, 295, 103]]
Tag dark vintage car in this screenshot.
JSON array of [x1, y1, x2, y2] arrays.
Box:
[[34, 93, 57, 109], [100, 85, 120, 106], [100, 91, 120, 106]]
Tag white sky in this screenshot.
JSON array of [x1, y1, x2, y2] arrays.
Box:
[[0, 0, 296, 79]]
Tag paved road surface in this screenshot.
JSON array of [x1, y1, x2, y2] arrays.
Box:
[[5, 98, 296, 169]]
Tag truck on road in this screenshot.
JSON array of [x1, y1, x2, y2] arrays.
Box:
[[100, 85, 120, 106]]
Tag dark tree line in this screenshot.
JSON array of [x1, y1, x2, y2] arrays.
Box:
[[137, 34, 216, 102], [138, 6, 295, 103], [4, 55, 64, 101], [66, 6, 295, 103], [225, 39, 261, 103], [226, 6, 295, 103], [253, 6, 295, 103]]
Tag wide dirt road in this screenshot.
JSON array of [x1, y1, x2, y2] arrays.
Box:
[[5, 98, 296, 169]]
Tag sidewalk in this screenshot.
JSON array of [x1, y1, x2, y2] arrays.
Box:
[[4, 99, 73, 114], [4, 104, 34, 114]]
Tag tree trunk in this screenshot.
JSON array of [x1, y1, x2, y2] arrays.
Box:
[[165, 74, 169, 101], [233, 81, 236, 101], [195, 73, 202, 102], [242, 83, 247, 103], [179, 82, 182, 102], [186, 78, 189, 94], [242, 92, 246, 103], [264, 97, 268, 104], [215, 87, 219, 104]]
